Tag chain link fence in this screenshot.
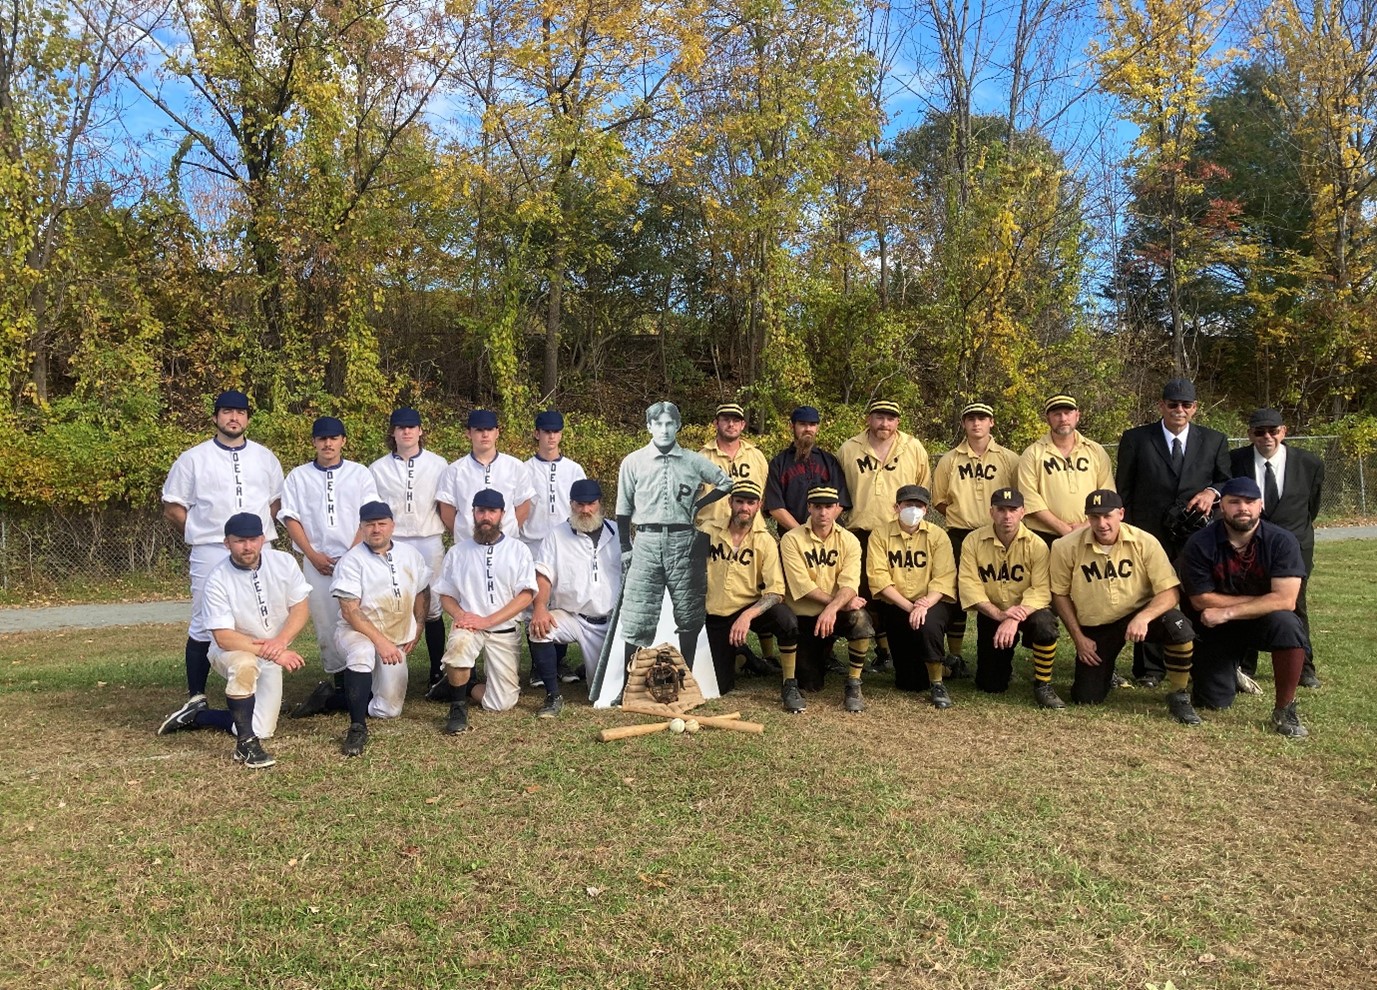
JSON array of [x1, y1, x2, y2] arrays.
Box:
[[0, 437, 1371, 601]]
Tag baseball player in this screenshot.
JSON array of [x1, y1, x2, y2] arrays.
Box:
[[702, 479, 799, 700], [159, 389, 284, 731], [158, 513, 310, 769], [1180, 477, 1311, 737], [1049, 490, 1200, 725], [369, 407, 449, 694], [837, 398, 931, 672], [866, 485, 958, 708], [614, 400, 732, 675], [528, 478, 623, 717], [436, 409, 534, 544], [1018, 394, 1115, 547], [780, 485, 875, 712], [931, 401, 1021, 676], [279, 416, 380, 710], [433, 489, 538, 733], [327, 501, 432, 756], [765, 405, 851, 531], [957, 488, 1064, 708]]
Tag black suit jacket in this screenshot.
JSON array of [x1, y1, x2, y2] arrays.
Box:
[[1229, 443, 1324, 565], [1115, 421, 1231, 550]]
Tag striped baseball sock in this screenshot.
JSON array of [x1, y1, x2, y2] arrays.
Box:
[[1032, 642, 1057, 682], [1164, 642, 1193, 692], [848, 639, 871, 680]]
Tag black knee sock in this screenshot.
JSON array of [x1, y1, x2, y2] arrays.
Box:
[[531, 642, 561, 698], [555, 643, 569, 667], [185, 638, 211, 696], [343, 669, 372, 724], [328, 671, 349, 710], [424, 618, 446, 682], [226, 695, 254, 739]]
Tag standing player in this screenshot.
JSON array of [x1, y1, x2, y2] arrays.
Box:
[[158, 513, 310, 769], [957, 489, 1064, 708], [529, 479, 623, 716], [866, 486, 958, 709], [369, 407, 449, 694], [765, 405, 851, 532], [1018, 394, 1115, 547], [931, 400, 1020, 676], [159, 390, 284, 730], [837, 398, 931, 672], [433, 490, 538, 733], [279, 416, 380, 709], [437, 409, 534, 543]]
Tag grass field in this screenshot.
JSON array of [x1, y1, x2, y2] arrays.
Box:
[[2, 543, 1375, 989]]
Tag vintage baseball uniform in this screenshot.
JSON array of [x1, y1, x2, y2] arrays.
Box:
[[437, 452, 535, 542], [521, 454, 588, 550], [696, 438, 769, 530], [1049, 523, 1178, 626], [865, 519, 958, 604], [370, 449, 447, 619], [701, 518, 795, 692], [1018, 433, 1115, 535], [531, 519, 623, 681], [837, 430, 932, 533], [780, 523, 863, 617], [958, 523, 1052, 613], [932, 440, 1021, 530], [766, 445, 852, 526]]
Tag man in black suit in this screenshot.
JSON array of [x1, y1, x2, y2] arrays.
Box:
[[1230, 408, 1324, 687], [1115, 378, 1231, 686]]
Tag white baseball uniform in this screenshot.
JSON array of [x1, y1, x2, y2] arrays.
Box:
[[520, 454, 587, 552], [436, 453, 535, 542], [370, 449, 448, 620], [278, 459, 380, 673], [330, 540, 432, 718], [531, 520, 622, 681], [433, 535, 537, 712], [202, 547, 311, 740], [162, 438, 284, 642]]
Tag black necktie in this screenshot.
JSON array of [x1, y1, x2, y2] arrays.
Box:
[[1171, 437, 1184, 474], [1264, 461, 1280, 515]]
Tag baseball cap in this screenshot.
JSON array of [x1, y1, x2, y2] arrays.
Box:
[[866, 399, 901, 417], [791, 406, 821, 424], [1220, 477, 1263, 500], [1162, 378, 1197, 403], [961, 401, 995, 418], [467, 410, 499, 430], [390, 407, 422, 428], [1044, 393, 1078, 413], [569, 479, 602, 502], [806, 485, 840, 505], [990, 488, 1024, 508], [1248, 408, 1284, 429], [359, 500, 394, 521], [731, 479, 763, 500], [312, 416, 346, 438], [224, 512, 263, 538], [214, 390, 250, 412], [715, 402, 746, 420], [534, 410, 564, 431], [472, 488, 505, 510], [896, 484, 930, 505], [1084, 489, 1124, 514]]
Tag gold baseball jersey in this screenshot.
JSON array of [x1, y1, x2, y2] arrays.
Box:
[[837, 430, 932, 532], [1017, 432, 1115, 534], [958, 523, 1051, 612], [931, 439, 1020, 529], [780, 523, 863, 617], [702, 519, 785, 617], [697, 438, 769, 530], [1049, 523, 1179, 627], [865, 519, 957, 603]]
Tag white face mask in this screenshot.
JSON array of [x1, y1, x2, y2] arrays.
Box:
[[899, 506, 926, 526]]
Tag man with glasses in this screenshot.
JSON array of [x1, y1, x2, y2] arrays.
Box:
[[1230, 409, 1325, 688]]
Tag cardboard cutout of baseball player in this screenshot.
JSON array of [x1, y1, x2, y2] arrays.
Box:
[[589, 401, 731, 707]]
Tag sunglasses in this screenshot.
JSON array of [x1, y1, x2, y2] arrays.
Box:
[[1164, 401, 1195, 410], [1251, 426, 1282, 436]]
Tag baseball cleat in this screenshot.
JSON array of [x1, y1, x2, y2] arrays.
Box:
[[1166, 690, 1202, 726], [780, 678, 807, 714], [1270, 702, 1309, 738], [943, 654, 970, 679], [342, 722, 368, 757], [157, 694, 208, 735], [536, 694, 564, 719], [1111, 672, 1134, 689], [444, 700, 471, 734], [424, 678, 453, 703], [1032, 681, 1066, 709], [233, 736, 276, 769], [1299, 668, 1321, 689], [930, 682, 953, 710], [868, 649, 893, 673], [843, 681, 865, 713], [289, 680, 337, 719], [1136, 674, 1163, 690], [558, 663, 583, 684]]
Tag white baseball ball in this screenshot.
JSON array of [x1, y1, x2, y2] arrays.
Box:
[[668, 718, 686, 734], [684, 719, 700, 734]]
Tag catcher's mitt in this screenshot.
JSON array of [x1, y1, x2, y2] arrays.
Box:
[[643, 647, 685, 704]]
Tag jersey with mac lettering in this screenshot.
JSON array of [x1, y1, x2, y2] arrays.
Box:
[[780, 524, 862, 617], [865, 520, 957, 602], [957, 523, 1051, 612], [837, 430, 932, 532], [703, 520, 784, 616], [697, 439, 769, 530], [1017, 433, 1115, 534], [932, 440, 1020, 530], [1049, 523, 1178, 627]]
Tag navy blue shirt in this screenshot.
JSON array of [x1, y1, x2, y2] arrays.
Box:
[[1180, 519, 1306, 601], [766, 446, 852, 525]]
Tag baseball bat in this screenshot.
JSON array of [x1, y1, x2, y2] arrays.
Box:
[[619, 702, 765, 734], [596, 711, 742, 742]]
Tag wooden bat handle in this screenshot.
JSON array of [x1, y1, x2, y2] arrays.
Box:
[[596, 711, 744, 742]]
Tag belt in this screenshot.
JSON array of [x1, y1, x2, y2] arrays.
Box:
[[579, 613, 610, 625], [635, 523, 694, 532], [489, 627, 516, 635]]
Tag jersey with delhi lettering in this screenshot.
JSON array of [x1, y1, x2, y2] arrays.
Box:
[[437, 452, 535, 542], [702, 519, 784, 616], [369, 450, 448, 538], [534, 520, 622, 617], [162, 438, 284, 546], [957, 523, 1051, 612], [931, 439, 1020, 530], [696, 439, 769, 531], [779, 523, 862, 618], [434, 535, 537, 620], [865, 519, 957, 603], [1049, 523, 1178, 627], [330, 540, 432, 645], [202, 547, 310, 639], [279, 459, 380, 559], [837, 430, 932, 533], [521, 454, 587, 544], [1017, 432, 1114, 534]]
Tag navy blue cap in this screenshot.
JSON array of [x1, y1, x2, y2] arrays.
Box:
[[791, 406, 821, 423], [467, 409, 498, 430], [214, 390, 250, 412], [1220, 477, 1263, 500], [472, 488, 505, 510], [390, 407, 422, 428], [570, 479, 602, 503], [224, 512, 264, 538], [312, 416, 346, 438], [359, 500, 394, 521], [535, 410, 564, 431]]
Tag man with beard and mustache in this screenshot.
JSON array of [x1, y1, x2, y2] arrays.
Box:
[[1018, 394, 1115, 549], [527, 479, 623, 717], [159, 390, 285, 735], [765, 406, 851, 532], [432, 490, 538, 733], [1180, 477, 1312, 737]]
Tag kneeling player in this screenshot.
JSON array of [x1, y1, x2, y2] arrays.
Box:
[[958, 488, 1063, 708]]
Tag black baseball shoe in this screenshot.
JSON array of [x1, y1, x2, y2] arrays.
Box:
[[444, 700, 471, 734], [1137, 674, 1163, 690], [869, 649, 893, 673], [536, 694, 564, 719], [558, 663, 583, 684], [780, 678, 807, 714], [1111, 672, 1134, 689], [425, 678, 454, 702], [233, 735, 276, 769], [738, 647, 773, 678], [1299, 668, 1321, 689], [1270, 702, 1309, 738], [158, 694, 207, 735], [943, 654, 970, 679], [1033, 681, 1066, 709], [843, 681, 865, 713], [1166, 690, 1202, 726], [289, 680, 337, 719], [930, 682, 953, 710], [342, 722, 368, 757]]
